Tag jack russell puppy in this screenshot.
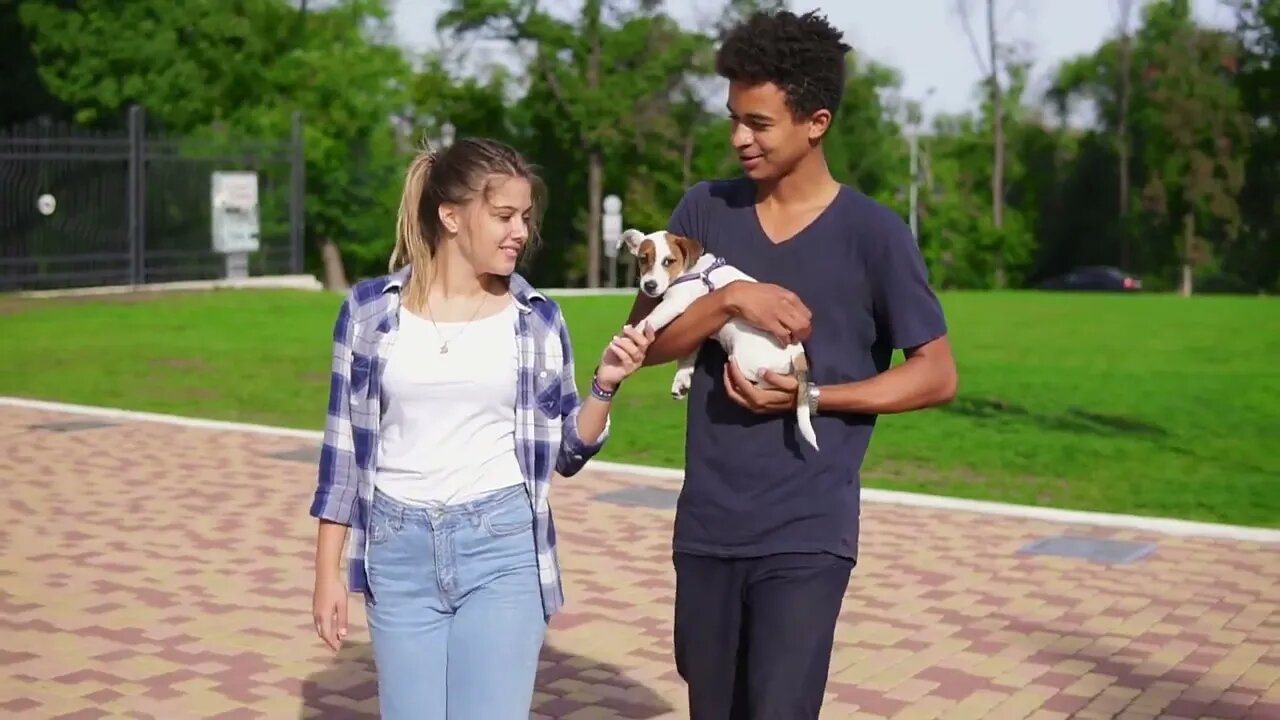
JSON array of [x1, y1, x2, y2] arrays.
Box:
[[623, 228, 819, 451]]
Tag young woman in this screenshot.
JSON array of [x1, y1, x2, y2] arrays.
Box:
[[308, 137, 653, 719]]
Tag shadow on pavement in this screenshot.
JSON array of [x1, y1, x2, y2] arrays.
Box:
[[300, 641, 674, 719], [1000, 618, 1273, 718]]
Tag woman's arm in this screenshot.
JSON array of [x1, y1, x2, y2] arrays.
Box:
[[555, 317, 652, 476], [555, 317, 609, 476], [311, 293, 359, 652], [310, 293, 360, 527]]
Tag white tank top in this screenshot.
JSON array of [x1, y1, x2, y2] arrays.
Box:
[[374, 299, 523, 505]]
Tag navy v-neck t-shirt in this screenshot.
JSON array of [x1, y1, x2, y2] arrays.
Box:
[[665, 177, 948, 561]]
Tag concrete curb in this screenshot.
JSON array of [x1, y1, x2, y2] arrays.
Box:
[[3, 395, 1277, 544], [14, 274, 324, 298]]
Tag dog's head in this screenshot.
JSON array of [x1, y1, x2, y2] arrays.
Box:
[[621, 229, 705, 298]]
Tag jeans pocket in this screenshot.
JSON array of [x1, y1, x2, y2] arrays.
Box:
[[481, 496, 534, 538], [368, 511, 399, 546]]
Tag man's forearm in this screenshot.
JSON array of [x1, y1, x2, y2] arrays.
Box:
[[630, 290, 733, 366], [818, 350, 957, 415]]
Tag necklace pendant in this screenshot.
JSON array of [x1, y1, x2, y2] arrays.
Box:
[[439, 343, 449, 354]]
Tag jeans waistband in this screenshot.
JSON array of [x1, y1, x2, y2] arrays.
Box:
[[372, 483, 527, 523]]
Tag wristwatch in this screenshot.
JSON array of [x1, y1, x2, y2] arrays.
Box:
[[805, 382, 821, 415]]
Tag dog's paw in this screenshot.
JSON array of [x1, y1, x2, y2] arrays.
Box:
[[670, 375, 692, 399]]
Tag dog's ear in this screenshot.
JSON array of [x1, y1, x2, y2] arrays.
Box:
[[671, 234, 704, 270], [620, 229, 647, 256]]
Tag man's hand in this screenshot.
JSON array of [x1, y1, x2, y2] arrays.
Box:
[[723, 361, 801, 414], [724, 281, 812, 345]]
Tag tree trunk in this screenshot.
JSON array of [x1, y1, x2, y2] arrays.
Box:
[[583, 0, 602, 289], [1180, 212, 1194, 297], [319, 237, 349, 292], [987, 0, 1006, 288], [586, 147, 603, 289], [681, 133, 695, 188], [1116, 0, 1134, 271]]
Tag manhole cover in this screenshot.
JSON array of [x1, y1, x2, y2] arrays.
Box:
[[594, 486, 679, 510], [267, 447, 319, 464], [29, 420, 118, 432], [1018, 535, 1156, 564]]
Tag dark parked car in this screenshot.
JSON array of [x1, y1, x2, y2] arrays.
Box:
[[1037, 266, 1142, 292]]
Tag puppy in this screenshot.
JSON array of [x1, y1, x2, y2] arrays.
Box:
[[623, 228, 819, 451]]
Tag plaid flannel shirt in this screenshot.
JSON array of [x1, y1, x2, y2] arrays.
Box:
[[308, 265, 608, 618]]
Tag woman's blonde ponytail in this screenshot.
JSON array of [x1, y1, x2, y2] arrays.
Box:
[[389, 149, 436, 272], [389, 149, 438, 308]]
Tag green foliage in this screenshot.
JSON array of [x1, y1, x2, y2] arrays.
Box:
[[7, 0, 1277, 291], [824, 51, 908, 206], [1044, 0, 1264, 292], [436, 0, 716, 285], [18, 0, 411, 281]]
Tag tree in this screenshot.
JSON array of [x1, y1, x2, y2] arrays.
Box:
[[439, 0, 711, 287], [925, 59, 1037, 289], [703, 0, 788, 38], [1138, 0, 1249, 295], [18, 0, 411, 287], [825, 52, 910, 209], [1049, 2, 1146, 272], [1231, 0, 1280, 291], [1113, 0, 1139, 268], [0, 0, 73, 127], [955, 0, 1016, 287]]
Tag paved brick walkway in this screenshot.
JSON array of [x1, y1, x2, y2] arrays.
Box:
[[1, 404, 1278, 719]]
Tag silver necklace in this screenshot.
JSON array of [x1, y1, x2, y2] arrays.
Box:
[[423, 291, 489, 354]]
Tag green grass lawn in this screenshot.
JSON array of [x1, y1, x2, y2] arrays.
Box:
[[1, 288, 1277, 528]]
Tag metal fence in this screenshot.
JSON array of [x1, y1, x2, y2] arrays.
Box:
[[0, 105, 304, 292]]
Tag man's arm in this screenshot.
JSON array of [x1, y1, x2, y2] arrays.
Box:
[[817, 335, 956, 414], [624, 289, 734, 366], [730, 335, 955, 416], [819, 205, 955, 413], [625, 282, 814, 367], [723, 206, 956, 417]]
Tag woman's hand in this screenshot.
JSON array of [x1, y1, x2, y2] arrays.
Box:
[[595, 323, 656, 391], [313, 570, 348, 652]]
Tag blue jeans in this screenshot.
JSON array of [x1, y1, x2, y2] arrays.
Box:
[[364, 484, 546, 720]]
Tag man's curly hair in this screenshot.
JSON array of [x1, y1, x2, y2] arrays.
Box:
[[715, 10, 851, 119]]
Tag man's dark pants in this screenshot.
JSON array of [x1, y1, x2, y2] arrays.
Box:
[[673, 551, 854, 719]]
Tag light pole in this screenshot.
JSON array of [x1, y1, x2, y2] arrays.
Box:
[[908, 131, 920, 241], [906, 87, 935, 243], [602, 194, 622, 288]]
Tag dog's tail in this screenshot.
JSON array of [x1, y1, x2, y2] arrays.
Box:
[[793, 352, 819, 451]]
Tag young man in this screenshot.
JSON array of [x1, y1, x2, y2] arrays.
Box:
[[625, 10, 958, 719]]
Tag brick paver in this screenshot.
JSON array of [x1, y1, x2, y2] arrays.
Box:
[[1, 404, 1278, 719]]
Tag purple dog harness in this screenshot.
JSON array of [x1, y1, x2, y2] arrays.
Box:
[[668, 257, 727, 291]]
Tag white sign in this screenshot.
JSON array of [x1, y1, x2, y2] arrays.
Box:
[[602, 194, 622, 259], [36, 194, 56, 216], [211, 171, 261, 254]]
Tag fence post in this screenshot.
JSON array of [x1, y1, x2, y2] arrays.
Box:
[[290, 111, 305, 275], [127, 105, 146, 285]]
